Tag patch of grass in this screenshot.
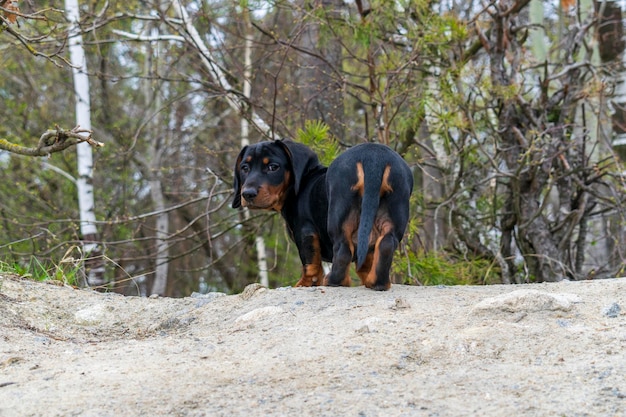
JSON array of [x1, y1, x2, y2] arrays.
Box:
[[0, 246, 85, 286], [393, 250, 501, 286], [0, 259, 13, 273]]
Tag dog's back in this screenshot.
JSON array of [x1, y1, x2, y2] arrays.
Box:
[[325, 143, 413, 290]]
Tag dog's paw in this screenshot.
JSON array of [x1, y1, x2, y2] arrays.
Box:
[[367, 282, 391, 291], [295, 276, 322, 287]]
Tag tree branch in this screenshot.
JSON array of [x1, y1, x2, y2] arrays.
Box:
[[111, 29, 185, 42], [0, 7, 71, 68], [0, 126, 104, 157]]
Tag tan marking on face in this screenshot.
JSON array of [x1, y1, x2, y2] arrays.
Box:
[[263, 157, 270, 165], [247, 171, 292, 211], [245, 155, 252, 163], [269, 170, 291, 211]]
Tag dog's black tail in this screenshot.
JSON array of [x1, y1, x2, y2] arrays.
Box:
[[356, 167, 384, 270]]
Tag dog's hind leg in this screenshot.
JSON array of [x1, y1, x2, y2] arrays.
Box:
[[325, 199, 357, 287], [325, 238, 352, 287], [356, 252, 373, 285], [369, 233, 398, 290], [360, 220, 398, 291]]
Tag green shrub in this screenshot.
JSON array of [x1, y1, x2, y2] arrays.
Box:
[[295, 120, 340, 166], [393, 250, 500, 286], [0, 248, 83, 286]]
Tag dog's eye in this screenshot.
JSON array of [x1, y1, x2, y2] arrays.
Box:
[[240, 164, 250, 174], [267, 163, 280, 172]]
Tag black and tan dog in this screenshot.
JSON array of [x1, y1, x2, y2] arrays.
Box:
[[232, 139, 413, 291]]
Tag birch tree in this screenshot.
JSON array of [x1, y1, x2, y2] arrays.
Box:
[[241, 4, 269, 288], [65, 0, 105, 287], [144, 17, 170, 296]]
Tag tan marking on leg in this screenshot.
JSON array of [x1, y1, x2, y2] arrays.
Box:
[[356, 253, 374, 286], [295, 234, 323, 287], [338, 213, 359, 287], [341, 269, 352, 287], [364, 221, 394, 289], [295, 263, 324, 287], [343, 222, 356, 259]]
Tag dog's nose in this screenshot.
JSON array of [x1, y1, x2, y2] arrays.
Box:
[[242, 187, 258, 201]]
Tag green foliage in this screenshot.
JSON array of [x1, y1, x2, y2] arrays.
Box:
[[0, 259, 13, 276], [295, 120, 340, 166], [0, 247, 84, 286], [394, 250, 500, 286], [2, 0, 624, 294]]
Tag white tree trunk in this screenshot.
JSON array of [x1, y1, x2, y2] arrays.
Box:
[[241, 6, 269, 288], [147, 103, 169, 296], [142, 24, 170, 296], [65, 0, 105, 286], [149, 172, 170, 295]]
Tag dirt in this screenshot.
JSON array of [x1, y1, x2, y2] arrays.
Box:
[[0, 274, 625, 417]]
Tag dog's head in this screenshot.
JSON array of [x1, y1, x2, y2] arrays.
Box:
[[232, 139, 323, 211]]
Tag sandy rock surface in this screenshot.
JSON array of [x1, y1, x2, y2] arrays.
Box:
[[0, 275, 625, 416]]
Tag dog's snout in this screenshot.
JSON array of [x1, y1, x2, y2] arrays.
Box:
[[242, 187, 258, 201]]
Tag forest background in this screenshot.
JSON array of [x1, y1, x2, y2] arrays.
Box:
[[1, 0, 626, 297]]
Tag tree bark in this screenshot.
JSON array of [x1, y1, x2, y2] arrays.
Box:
[[489, 2, 564, 282], [242, 6, 269, 288], [65, 0, 105, 287], [144, 16, 170, 296], [595, 0, 626, 273]]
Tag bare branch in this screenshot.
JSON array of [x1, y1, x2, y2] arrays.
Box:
[[0, 126, 104, 157], [168, 0, 273, 136], [0, 6, 71, 67], [111, 29, 185, 43]]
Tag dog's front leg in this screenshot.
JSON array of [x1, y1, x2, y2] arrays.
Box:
[[294, 233, 324, 287]]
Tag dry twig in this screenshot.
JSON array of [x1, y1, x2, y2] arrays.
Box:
[[0, 125, 104, 157]]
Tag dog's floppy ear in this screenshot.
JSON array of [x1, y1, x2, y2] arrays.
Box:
[[231, 145, 248, 208], [275, 139, 324, 196]]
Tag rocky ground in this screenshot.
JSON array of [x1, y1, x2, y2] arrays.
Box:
[[0, 274, 625, 416]]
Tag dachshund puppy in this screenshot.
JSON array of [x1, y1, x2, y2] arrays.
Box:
[[233, 140, 413, 290]]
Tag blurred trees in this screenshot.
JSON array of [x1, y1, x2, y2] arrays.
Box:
[[1, 0, 625, 296]]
